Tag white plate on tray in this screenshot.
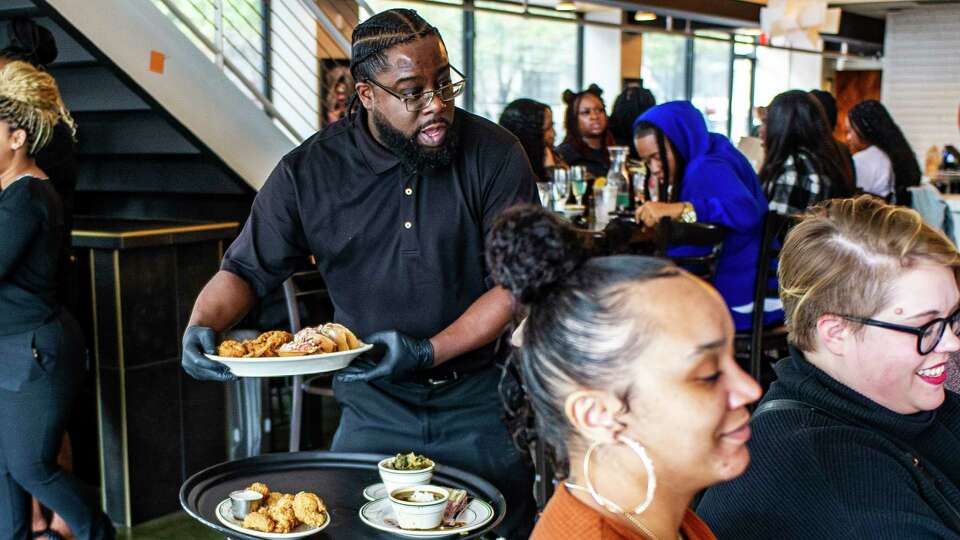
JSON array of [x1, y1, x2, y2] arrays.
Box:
[[204, 344, 373, 377], [215, 499, 329, 539], [358, 497, 494, 538]]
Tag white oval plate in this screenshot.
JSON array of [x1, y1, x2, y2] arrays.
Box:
[[358, 497, 494, 538], [204, 344, 372, 377], [215, 499, 329, 539]]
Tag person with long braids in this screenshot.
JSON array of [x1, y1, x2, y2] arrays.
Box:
[[180, 9, 538, 536], [847, 99, 921, 203], [632, 101, 773, 331], [499, 98, 565, 182], [760, 90, 853, 215], [557, 84, 614, 179], [0, 61, 114, 539], [486, 204, 761, 540]]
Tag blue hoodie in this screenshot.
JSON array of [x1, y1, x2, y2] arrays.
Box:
[[635, 101, 781, 330]]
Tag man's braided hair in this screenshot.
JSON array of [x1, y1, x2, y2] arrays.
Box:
[[349, 9, 440, 113]]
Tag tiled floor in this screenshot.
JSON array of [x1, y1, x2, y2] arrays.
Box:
[[116, 512, 221, 540]]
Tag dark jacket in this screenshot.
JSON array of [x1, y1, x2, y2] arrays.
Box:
[[556, 142, 609, 180], [698, 347, 960, 539]]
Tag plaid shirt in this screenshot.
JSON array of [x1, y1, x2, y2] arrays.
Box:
[[765, 152, 837, 216]]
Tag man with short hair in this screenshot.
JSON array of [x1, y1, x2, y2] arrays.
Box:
[[181, 9, 537, 537]]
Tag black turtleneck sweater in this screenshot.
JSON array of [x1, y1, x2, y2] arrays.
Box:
[[697, 347, 960, 539]]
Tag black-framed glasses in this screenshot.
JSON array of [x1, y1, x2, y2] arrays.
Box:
[[364, 65, 467, 112], [841, 306, 960, 355]]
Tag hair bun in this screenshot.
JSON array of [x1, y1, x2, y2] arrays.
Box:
[[587, 83, 603, 97], [486, 204, 586, 304], [562, 89, 575, 104]]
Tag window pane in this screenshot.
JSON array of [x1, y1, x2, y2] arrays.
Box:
[[692, 37, 731, 136], [363, 0, 464, 68], [730, 57, 754, 145], [474, 12, 577, 136], [641, 33, 687, 103]]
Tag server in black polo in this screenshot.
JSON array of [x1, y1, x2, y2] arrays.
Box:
[[181, 9, 538, 537]]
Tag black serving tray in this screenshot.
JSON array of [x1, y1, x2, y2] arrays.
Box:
[[180, 452, 505, 539]]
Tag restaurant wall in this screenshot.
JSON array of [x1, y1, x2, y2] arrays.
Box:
[[882, 5, 960, 165]]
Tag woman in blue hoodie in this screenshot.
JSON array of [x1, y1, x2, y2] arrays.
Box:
[[632, 101, 777, 331]]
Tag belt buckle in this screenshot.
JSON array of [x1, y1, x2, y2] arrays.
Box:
[[426, 370, 460, 386]]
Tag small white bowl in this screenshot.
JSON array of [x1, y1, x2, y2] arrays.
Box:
[[377, 456, 434, 494], [388, 485, 449, 530]]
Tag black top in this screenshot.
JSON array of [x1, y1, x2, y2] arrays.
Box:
[[36, 121, 77, 235], [556, 141, 609, 179], [222, 107, 538, 370], [0, 176, 64, 336], [698, 347, 960, 539]]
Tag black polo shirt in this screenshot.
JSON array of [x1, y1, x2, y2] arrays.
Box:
[[221, 107, 537, 367]]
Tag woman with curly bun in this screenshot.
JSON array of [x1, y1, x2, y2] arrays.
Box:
[[486, 204, 761, 540], [0, 61, 114, 539]]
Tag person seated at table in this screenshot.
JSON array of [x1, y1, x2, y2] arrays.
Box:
[[847, 100, 921, 203], [697, 195, 960, 539], [486, 204, 761, 540], [499, 98, 566, 182], [557, 84, 614, 179], [632, 101, 774, 331], [759, 90, 853, 215], [808, 89, 854, 182]]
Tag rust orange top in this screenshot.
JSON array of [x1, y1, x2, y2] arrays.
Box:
[[530, 484, 717, 540]]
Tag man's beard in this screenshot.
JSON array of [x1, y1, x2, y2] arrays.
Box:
[[372, 109, 458, 173]]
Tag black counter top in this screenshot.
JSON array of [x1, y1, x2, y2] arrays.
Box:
[[71, 216, 239, 249]]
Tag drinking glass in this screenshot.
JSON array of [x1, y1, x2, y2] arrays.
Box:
[[552, 176, 569, 211], [570, 166, 587, 205], [536, 181, 552, 207]]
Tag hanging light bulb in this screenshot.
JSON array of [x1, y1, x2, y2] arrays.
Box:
[[555, 1, 577, 12], [633, 12, 656, 22]]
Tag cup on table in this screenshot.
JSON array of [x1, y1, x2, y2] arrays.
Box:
[[536, 181, 553, 208], [551, 169, 569, 211], [378, 456, 435, 494], [229, 489, 263, 520], [388, 485, 449, 530]]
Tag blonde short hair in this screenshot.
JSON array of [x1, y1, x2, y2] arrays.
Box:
[[779, 195, 960, 352], [0, 60, 75, 155]]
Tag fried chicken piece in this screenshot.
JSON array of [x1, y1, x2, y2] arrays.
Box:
[[217, 340, 247, 358], [267, 493, 298, 533], [293, 491, 327, 527], [243, 331, 293, 358], [242, 510, 275, 533], [246, 482, 270, 498], [265, 492, 282, 507]]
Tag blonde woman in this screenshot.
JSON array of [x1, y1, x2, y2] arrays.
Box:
[[0, 61, 113, 539], [698, 195, 960, 539]]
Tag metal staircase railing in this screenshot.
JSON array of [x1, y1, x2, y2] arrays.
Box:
[[154, 0, 374, 142]]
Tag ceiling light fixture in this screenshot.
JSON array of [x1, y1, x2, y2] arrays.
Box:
[[555, 1, 577, 12], [633, 12, 656, 22]]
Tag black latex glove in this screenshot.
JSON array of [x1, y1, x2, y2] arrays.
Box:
[[335, 330, 434, 383], [181, 325, 235, 381]]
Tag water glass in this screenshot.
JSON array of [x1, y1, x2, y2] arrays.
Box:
[[552, 177, 569, 210], [536, 181, 552, 208]]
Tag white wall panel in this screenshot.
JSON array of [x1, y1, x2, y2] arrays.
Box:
[[882, 6, 960, 166]]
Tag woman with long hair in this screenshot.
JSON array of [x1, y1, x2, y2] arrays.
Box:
[[760, 90, 853, 215], [632, 101, 772, 331], [847, 99, 921, 203], [699, 196, 960, 539], [557, 84, 614, 179], [0, 61, 114, 539], [487, 204, 760, 540], [499, 98, 565, 181]]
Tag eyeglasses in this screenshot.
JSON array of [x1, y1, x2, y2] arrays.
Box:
[[364, 65, 467, 112], [841, 306, 960, 355]]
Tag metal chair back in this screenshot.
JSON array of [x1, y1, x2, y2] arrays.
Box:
[[654, 217, 726, 282]]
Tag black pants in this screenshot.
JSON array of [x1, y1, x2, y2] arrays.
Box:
[[331, 367, 535, 539], [0, 314, 114, 540]]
